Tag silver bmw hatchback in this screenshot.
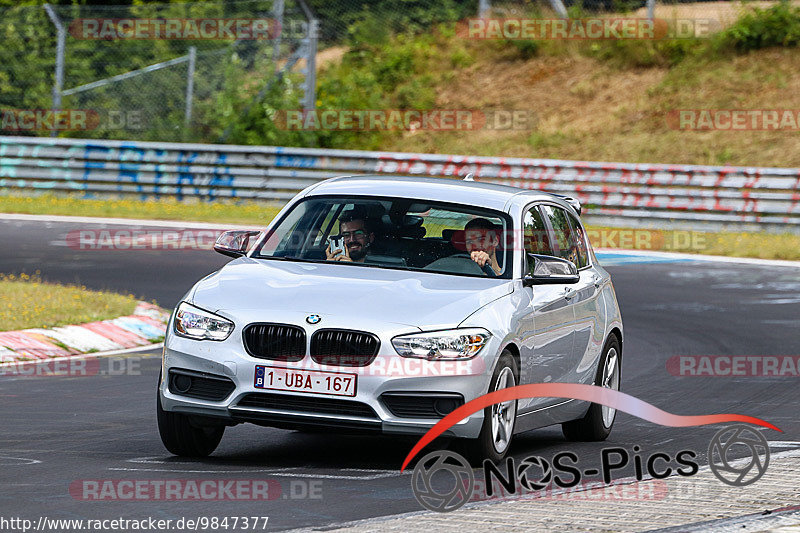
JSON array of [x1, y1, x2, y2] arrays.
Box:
[[157, 176, 623, 462]]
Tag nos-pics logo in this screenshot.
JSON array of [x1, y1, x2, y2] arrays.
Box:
[[411, 424, 770, 513]]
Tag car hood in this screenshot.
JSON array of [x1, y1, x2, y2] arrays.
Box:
[[189, 257, 514, 330]]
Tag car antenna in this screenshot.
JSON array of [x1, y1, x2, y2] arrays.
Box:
[[462, 173, 475, 181]]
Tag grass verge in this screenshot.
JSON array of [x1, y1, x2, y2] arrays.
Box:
[[587, 227, 800, 261], [2, 194, 799, 262], [0, 194, 282, 226], [0, 272, 139, 332]]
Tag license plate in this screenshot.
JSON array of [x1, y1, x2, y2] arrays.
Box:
[[254, 365, 357, 397]]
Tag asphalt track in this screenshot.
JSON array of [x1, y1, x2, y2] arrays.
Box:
[[1, 217, 800, 531]]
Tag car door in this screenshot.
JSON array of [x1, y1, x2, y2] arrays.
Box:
[[564, 210, 606, 386], [539, 204, 603, 387], [516, 204, 576, 414]]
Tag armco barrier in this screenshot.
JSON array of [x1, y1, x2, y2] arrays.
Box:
[[1, 135, 799, 231]]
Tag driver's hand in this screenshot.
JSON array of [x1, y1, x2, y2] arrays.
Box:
[[326, 244, 352, 262], [470, 250, 491, 266], [337, 245, 353, 262], [325, 245, 341, 261]]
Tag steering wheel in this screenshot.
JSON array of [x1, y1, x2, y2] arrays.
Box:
[[447, 253, 498, 277]]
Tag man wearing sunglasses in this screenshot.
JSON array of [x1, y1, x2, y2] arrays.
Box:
[[325, 209, 377, 263]]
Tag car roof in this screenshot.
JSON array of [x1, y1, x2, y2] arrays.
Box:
[[302, 175, 563, 212]]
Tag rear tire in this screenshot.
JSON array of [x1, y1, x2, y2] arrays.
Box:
[[157, 375, 224, 457], [562, 336, 621, 441], [461, 351, 518, 465]]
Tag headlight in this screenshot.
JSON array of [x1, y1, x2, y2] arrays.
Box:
[[173, 302, 234, 341], [392, 328, 491, 360]]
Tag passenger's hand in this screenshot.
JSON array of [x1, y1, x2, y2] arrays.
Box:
[[470, 250, 491, 267]]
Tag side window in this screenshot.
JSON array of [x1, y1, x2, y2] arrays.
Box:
[[540, 205, 586, 268], [523, 206, 555, 257], [566, 212, 589, 269], [269, 201, 313, 256]]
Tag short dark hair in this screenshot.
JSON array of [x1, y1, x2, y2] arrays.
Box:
[[339, 208, 376, 234], [465, 217, 498, 232]]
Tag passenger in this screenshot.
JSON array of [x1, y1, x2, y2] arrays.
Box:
[[464, 218, 502, 275], [325, 209, 377, 263]]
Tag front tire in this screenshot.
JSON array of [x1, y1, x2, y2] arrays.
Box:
[[462, 351, 518, 464], [157, 376, 224, 457], [562, 336, 621, 441]]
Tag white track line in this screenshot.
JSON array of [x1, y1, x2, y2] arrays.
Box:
[[0, 456, 42, 465]]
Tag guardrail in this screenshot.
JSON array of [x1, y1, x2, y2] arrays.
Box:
[[1, 135, 799, 231]]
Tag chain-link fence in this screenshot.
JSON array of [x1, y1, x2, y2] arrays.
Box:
[[0, 0, 789, 143], [1, 0, 317, 142], [307, 0, 476, 45], [0, 0, 479, 143]]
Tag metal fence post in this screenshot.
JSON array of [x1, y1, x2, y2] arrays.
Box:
[[647, 0, 656, 20], [185, 46, 196, 130], [272, 0, 284, 66], [549, 0, 569, 18], [297, 0, 317, 112], [478, 0, 491, 18], [303, 19, 318, 111], [44, 4, 65, 138]]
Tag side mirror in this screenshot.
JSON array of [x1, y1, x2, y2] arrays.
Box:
[[523, 253, 579, 286], [213, 230, 261, 258]]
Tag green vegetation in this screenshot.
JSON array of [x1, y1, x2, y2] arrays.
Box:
[[310, 0, 470, 45], [0, 0, 471, 145], [588, 226, 800, 261], [717, 1, 800, 51], [1, 2, 236, 139], [236, 2, 800, 163], [0, 272, 138, 331], [581, 3, 800, 68], [4, 1, 800, 163]]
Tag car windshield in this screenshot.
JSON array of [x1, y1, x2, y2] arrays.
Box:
[[252, 195, 513, 279]]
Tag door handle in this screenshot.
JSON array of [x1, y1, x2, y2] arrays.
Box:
[[561, 288, 576, 300]]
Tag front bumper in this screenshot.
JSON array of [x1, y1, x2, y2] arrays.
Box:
[[159, 313, 498, 439]]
